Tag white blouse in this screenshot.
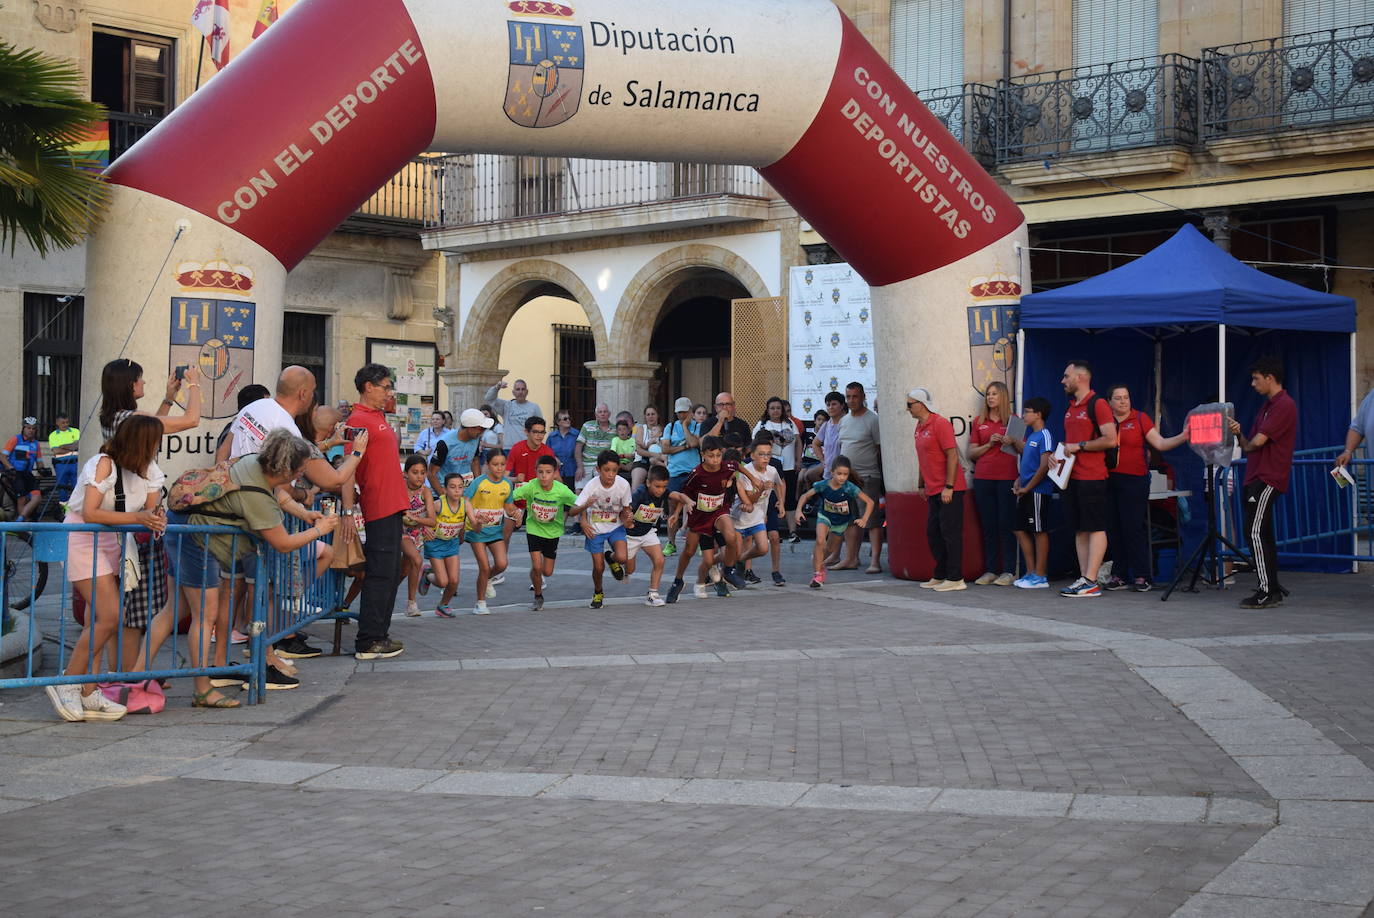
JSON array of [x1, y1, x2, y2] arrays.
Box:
[[66, 453, 165, 516]]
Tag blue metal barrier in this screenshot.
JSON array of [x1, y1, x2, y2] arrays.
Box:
[[255, 513, 347, 683], [1220, 452, 1374, 567], [0, 521, 269, 704]]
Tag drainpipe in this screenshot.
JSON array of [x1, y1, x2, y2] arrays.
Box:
[[1002, 0, 1013, 86]]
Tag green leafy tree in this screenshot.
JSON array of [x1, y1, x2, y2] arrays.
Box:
[[0, 39, 111, 256]]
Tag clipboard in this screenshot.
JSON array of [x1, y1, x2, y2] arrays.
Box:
[[1047, 443, 1076, 490], [1000, 415, 1027, 456]]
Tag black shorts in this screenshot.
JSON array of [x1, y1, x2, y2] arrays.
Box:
[[1063, 479, 1109, 533], [1015, 492, 1048, 533], [526, 534, 560, 559], [766, 500, 784, 532]]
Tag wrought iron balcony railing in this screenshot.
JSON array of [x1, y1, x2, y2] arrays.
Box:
[[919, 83, 999, 167], [107, 111, 160, 163], [1203, 24, 1374, 138], [996, 54, 1200, 163], [349, 157, 441, 228], [425, 156, 766, 229]]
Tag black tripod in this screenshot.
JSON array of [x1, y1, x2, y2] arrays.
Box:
[[1162, 464, 1247, 601]]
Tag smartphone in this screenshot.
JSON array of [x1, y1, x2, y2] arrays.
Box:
[[344, 426, 365, 443], [174, 364, 188, 381]]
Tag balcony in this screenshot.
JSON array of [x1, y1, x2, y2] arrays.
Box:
[[107, 111, 160, 163], [996, 54, 1200, 185], [1203, 24, 1374, 162], [340, 156, 441, 237], [919, 83, 998, 167], [422, 156, 773, 252]]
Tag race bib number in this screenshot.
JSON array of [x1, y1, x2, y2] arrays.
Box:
[[472, 508, 503, 526], [531, 503, 558, 523], [633, 504, 663, 524], [823, 498, 850, 517], [435, 521, 463, 540], [695, 493, 724, 513], [590, 508, 619, 524]]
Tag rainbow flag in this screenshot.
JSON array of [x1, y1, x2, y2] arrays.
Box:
[[69, 121, 109, 169], [253, 0, 279, 38]]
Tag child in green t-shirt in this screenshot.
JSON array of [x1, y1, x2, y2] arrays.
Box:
[[511, 455, 583, 611], [609, 419, 637, 481]]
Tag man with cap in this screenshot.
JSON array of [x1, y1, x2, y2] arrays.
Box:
[[907, 387, 968, 592], [660, 396, 704, 554], [428, 408, 489, 493]]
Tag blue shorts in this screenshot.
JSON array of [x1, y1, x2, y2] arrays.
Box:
[[737, 522, 766, 538], [668, 473, 691, 496], [465, 526, 504, 544], [167, 511, 223, 589], [424, 536, 462, 559], [765, 502, 783, 532], [584, 526, 627, 554]]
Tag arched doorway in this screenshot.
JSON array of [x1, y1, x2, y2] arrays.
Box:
[[498, 292, 595, 424], [648, 272, 751, 411]]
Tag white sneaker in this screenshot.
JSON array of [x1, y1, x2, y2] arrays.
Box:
[[933, 579, 968, 592], [919, 578, 945, 589], [707, 564, 722, 584], [80, 688, 127, 722], [405, 601, 421, 617], [45, 684, 84, 722], [693, 583, 708, 598], [646, 590, 665, 607], [472, 601, 490, 615], [485, 582, 497, 599], [974, 571, 997, 585], [994, 573, 1017, 587], [490, 573, 506, 586]]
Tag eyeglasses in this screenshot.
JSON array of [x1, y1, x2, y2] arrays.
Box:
[[715, 401, 734, 407]]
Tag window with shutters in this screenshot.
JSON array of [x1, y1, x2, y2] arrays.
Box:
[[1068, 0, 1160, 150], [1072, 0, 1158, 68], [23, 294, 84, 433], [91, 28, 175, 161], [1284, 0, 1374, 35], [890, 0, 965, 96], [283, 312, 329, 404]]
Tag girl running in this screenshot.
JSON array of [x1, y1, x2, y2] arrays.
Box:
[[424, 472, 466, 617], [401, 454, 437, 617], [794, 456, 874, 589], [464, 452, 517, 615]]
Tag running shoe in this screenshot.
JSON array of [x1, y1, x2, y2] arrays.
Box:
[[993, 573, 1016, 587], [1023, 576, 1049, 589], [355, 639, 405, 660], [933, 579, 967, 592], [590, 592, 604, 609], [666, 579, 685, 604], [45, 684, 84, 722], [606, 551, 625, 581], [418, 564, 432, 596], [918, 579, 945, 589], [788, 532, 802, 545], [81, 688, 128, 719], [714, 581, 731, 598], [1061, 579, 1102, 598], [771, 571, 785, 586], [707, 563, 722, 584], [743, 569, 762, 585], [531, 595, 544, 612], [662, 542, 677, 556], [265, 664, 300, 690], [1103, 576, 1129, 591], [490, 573, 506, 586], [485, 582, 497, 599], [810, 568, 827, 589], [645, 590, 665, 607], [722, 568, 748, 590], [1131, 578, 1152, 593], [974, 572, 997, 585], [1239, 590, 1283, 610], [435, 605, 456, 618], [472, 601, 491, 615], [405, 601, 421, 617], [693, 583, 708, 599], [275, 636, 323, 659]]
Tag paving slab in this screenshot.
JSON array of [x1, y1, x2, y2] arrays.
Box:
[[928, 788, 1073, 819], [541, 774, 688, 803], [663, 778, 812, 807], [1172, 893, 1363, 917], [182, 757, 337, 785], [793, 783, 941, 813], [1208, 797, 1278, 826], [302, 766, 448, 793], [1279, 800, 1374, 837], [1068, 793, 1207, 823], [418, 771, 566, 797]]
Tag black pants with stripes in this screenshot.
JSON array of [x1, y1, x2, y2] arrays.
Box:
[[1242, 480, 1282, 595]]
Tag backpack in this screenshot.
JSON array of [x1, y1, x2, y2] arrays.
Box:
[[1086, 396, 1120, 470], [166, 460, 272, 517]]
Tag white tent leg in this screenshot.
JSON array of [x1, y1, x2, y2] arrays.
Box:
[[1218, 324, 1227, 405], [1016, 328, 1026, 412], [1154, 337, 1163, 422]]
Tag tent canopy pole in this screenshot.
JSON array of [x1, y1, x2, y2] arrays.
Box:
[[1218, 323, 1227, 405]]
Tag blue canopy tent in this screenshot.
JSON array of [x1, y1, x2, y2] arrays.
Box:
[[1018, 223, 1357, 573]]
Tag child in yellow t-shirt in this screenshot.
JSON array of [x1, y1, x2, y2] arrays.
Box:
[[423, 472, 466, 617]]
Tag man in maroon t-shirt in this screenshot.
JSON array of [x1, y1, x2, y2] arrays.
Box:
[[1228, 356, 1297, 610], [907, 387, 968, 591], [350, 363, 409, 660], [1060, 360, 1118, 598]]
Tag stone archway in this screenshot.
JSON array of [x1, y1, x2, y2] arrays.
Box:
[[610, 244, 772, 364], [447, 259, 609, 407]]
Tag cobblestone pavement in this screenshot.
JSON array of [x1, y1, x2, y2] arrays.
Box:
[[2, 541, 1373, 916]]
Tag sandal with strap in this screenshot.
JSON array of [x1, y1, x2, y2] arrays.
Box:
[[192, 688, 242, 709]]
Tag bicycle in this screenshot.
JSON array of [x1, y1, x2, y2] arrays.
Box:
[[1, 470, 51, 612]]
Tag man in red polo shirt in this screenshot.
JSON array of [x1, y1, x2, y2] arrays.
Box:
[[1228, 356, 1297, 610], [506, 414, 555, 538], [349, 363, 409, 660], [907, 386, 969, 592], [1060, 360, 1118, 598]]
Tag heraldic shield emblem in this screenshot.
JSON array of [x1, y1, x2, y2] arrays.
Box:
[[505, 6, 585, 129], [967, 305, 1018, 396]]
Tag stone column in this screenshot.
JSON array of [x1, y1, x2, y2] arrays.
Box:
[[440, 366, 506, 415], [586, 360, 660, 415], [1204, 212, 1233, 252]]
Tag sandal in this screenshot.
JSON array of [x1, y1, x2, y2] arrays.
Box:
[[192, 688, 241, 709]]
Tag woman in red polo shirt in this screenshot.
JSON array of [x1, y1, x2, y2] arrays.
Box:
[[966, 381, 1018, 586], [1104, 385, 1188, 592]]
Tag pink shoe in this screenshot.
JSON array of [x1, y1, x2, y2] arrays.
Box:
[[230, 629, 250, 645]]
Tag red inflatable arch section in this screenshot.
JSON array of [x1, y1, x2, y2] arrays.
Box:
[[88, 0, 1028, 580]]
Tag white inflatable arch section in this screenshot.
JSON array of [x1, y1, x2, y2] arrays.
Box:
[[85, 0, 1027, 570]]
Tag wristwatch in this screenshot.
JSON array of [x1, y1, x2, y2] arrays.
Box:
[[1078, 441, 1087, 451], [942, 484, 953, 490]]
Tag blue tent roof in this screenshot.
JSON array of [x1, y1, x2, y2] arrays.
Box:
[[1019, 223, 1356, 333]]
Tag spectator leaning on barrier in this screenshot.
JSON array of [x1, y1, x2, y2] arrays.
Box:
[[1228, 356, 1298, 611], [350, 363, 409, 661], [1335, 386, 1374, 469], [46, 415, 167, 723]]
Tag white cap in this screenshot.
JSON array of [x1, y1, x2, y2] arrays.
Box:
[[906, 387, 936, 413], [459, 408, 494, 429], [674, 396, 692, 412]]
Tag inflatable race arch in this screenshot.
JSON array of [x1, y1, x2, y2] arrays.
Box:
[[83, 0, 1028, 578]]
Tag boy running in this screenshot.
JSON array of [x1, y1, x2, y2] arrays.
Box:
[[734, 437, 784, 586], [464, 452, 517, 615], [625, 465, 676, 606], [576, 450, 633, 608], [1009, 397, 1055, 589], [794, 456, 873, 588], [512, 455, 581, 611], [665, 436, 755, 602]]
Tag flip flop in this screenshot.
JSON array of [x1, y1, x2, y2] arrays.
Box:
[[192, 688, 242, 709]]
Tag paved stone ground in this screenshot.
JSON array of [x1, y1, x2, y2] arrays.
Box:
[[2, 537, 1373, 915]]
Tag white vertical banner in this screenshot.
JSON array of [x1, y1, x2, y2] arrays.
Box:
[[788, 264, 876, 419]]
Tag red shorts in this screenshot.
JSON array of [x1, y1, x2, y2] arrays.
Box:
[[687, 508, 729, 537]]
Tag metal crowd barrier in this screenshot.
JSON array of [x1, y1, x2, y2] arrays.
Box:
[[260, 513, 347, 658], [1219, 451, 1374, 567], [0, 521, 268, 704]]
